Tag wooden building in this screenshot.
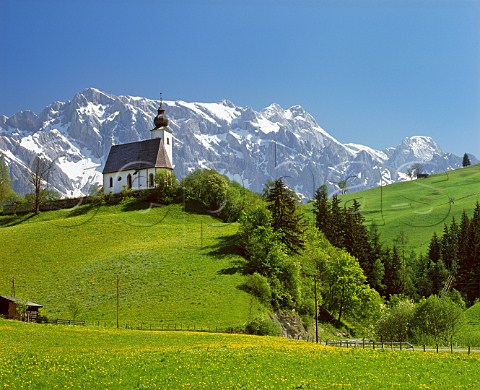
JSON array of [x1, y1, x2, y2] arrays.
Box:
[[0, 296, 43, 322]]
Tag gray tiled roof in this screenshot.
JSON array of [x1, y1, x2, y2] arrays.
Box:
[[102, 138, 172, 174]]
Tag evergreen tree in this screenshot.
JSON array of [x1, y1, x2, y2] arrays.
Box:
[[462, 153, 471, 167], [326, 195, 344, 248], [428, 232, 441, 263], [266, 178, 305, 253], [368, 223, 385, 291], [383, 245, 404, 299], [427, 259, 449, 295], [465, 203, 480, 303], [344, 200, 373, 285], [415, 253, 433, 298], [456, 210, 473, 301], [441, 218, 459, 272], [313, 184, 329, 235]]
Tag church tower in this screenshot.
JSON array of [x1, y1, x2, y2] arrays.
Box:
[[150, 96, 173, 166]]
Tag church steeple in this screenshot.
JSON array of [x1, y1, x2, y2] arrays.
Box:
[[153, 94, 169, 129], [150, 93, 173, 167]]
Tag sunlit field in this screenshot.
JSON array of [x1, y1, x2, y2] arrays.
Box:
[[0, 203, 261, 328], [2, 319, 480, 389]]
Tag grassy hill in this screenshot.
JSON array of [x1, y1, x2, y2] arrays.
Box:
[[336, 164, 480, 253], [0, 202, 263, 328], [458, 302, 480, 345]]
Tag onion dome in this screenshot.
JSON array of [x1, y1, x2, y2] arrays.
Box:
[[153, 96, 169, 129]]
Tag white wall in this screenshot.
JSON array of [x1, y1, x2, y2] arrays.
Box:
[[103, 168, 158, 194], [150, 128, 173, 166]]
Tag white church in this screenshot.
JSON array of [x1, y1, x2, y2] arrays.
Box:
[[102, 99, 173, 194]]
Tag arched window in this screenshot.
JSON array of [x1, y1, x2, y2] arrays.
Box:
[[149, 173, 155, 188], [109, 177, 113, 188], [166, 137, 170, 145], [127, 174, 132, 189]]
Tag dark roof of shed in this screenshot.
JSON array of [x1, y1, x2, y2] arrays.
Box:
[[102, 138, 172, 174], [0, 296, 43, 308]]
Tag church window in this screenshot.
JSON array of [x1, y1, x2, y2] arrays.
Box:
[[149, 173, 155, 188], [127, 174, 132, 189], [167, 137, 170, 145], [109, 177, 113, 187]]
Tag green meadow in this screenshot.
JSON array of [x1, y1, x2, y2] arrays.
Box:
[[337, 164, 480, 252], [0, 203, 263, 328], [1, 319, 480, 389]]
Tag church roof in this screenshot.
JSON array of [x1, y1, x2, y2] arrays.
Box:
[[102, 138, 172, 174]]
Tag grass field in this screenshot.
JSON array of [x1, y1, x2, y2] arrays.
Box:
[[1, 319, 480, 389], [0, 202, 263, 328], [335, 164, 480, 253]]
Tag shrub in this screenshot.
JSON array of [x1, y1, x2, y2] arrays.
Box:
[[243, 273, 272, 306], [375, 299, 416, 341], [412, 295, 464, 344], [245, 315, 281, 336]]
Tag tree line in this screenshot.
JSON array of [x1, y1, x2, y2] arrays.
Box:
[[313, 186, 480, 305], [425, 203, 480, 305]]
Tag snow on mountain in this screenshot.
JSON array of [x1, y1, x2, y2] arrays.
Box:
[[0, 88, 477, 199]]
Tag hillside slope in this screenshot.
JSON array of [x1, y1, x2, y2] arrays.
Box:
[[337, 164, 480, 252], [0, 203, 260, 328]]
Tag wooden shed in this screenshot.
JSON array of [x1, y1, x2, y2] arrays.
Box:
[[0, 296, 43, 322]]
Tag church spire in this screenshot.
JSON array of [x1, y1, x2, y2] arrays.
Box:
[[153, 93, 169, 129]]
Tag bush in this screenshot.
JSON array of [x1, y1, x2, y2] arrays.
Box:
[[412, 295, 464, 344], [243, 273, 272, 306], [181, 169, 228, 211], [375, 299, 416, 341], [245, 315, 281, 336], [155, 170, 179, 204]]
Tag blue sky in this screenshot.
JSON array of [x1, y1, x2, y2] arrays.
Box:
[[1, 0, 479, 157]]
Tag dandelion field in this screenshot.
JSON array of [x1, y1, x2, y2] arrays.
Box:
[[2, 320, 480, 389]]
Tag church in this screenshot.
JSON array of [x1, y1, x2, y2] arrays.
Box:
[[102, 98, 173, 194]]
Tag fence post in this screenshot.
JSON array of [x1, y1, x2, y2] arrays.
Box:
[[468, 345, 471, 355], [423, 345, 426, 352], [436, 344, 439, 353]]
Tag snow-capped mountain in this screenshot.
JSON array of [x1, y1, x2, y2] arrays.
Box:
[[0, 88, 477, 199]]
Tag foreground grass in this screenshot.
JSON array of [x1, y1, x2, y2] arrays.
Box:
[[1, 320, 479, 389], [0, 203, 261, 328]]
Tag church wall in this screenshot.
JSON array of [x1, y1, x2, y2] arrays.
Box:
[[103, 168, 161, 194]]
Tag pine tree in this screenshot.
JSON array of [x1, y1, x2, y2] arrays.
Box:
[[368, 222, 385, 291], [465, 203, 480, 302], [462, 153, 471, 167], [266, 178, 305, 253], [383, 245, 404, 299], [456, 210, 472, 301], [313, 184, 329, 235], [344, 199, 373, 284], [326, 195, 344, 248], [441, 217, 458, 272], [428, 232, 441, 263]]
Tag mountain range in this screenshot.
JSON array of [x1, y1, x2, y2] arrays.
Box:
[[0, 88, 477, 199]]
